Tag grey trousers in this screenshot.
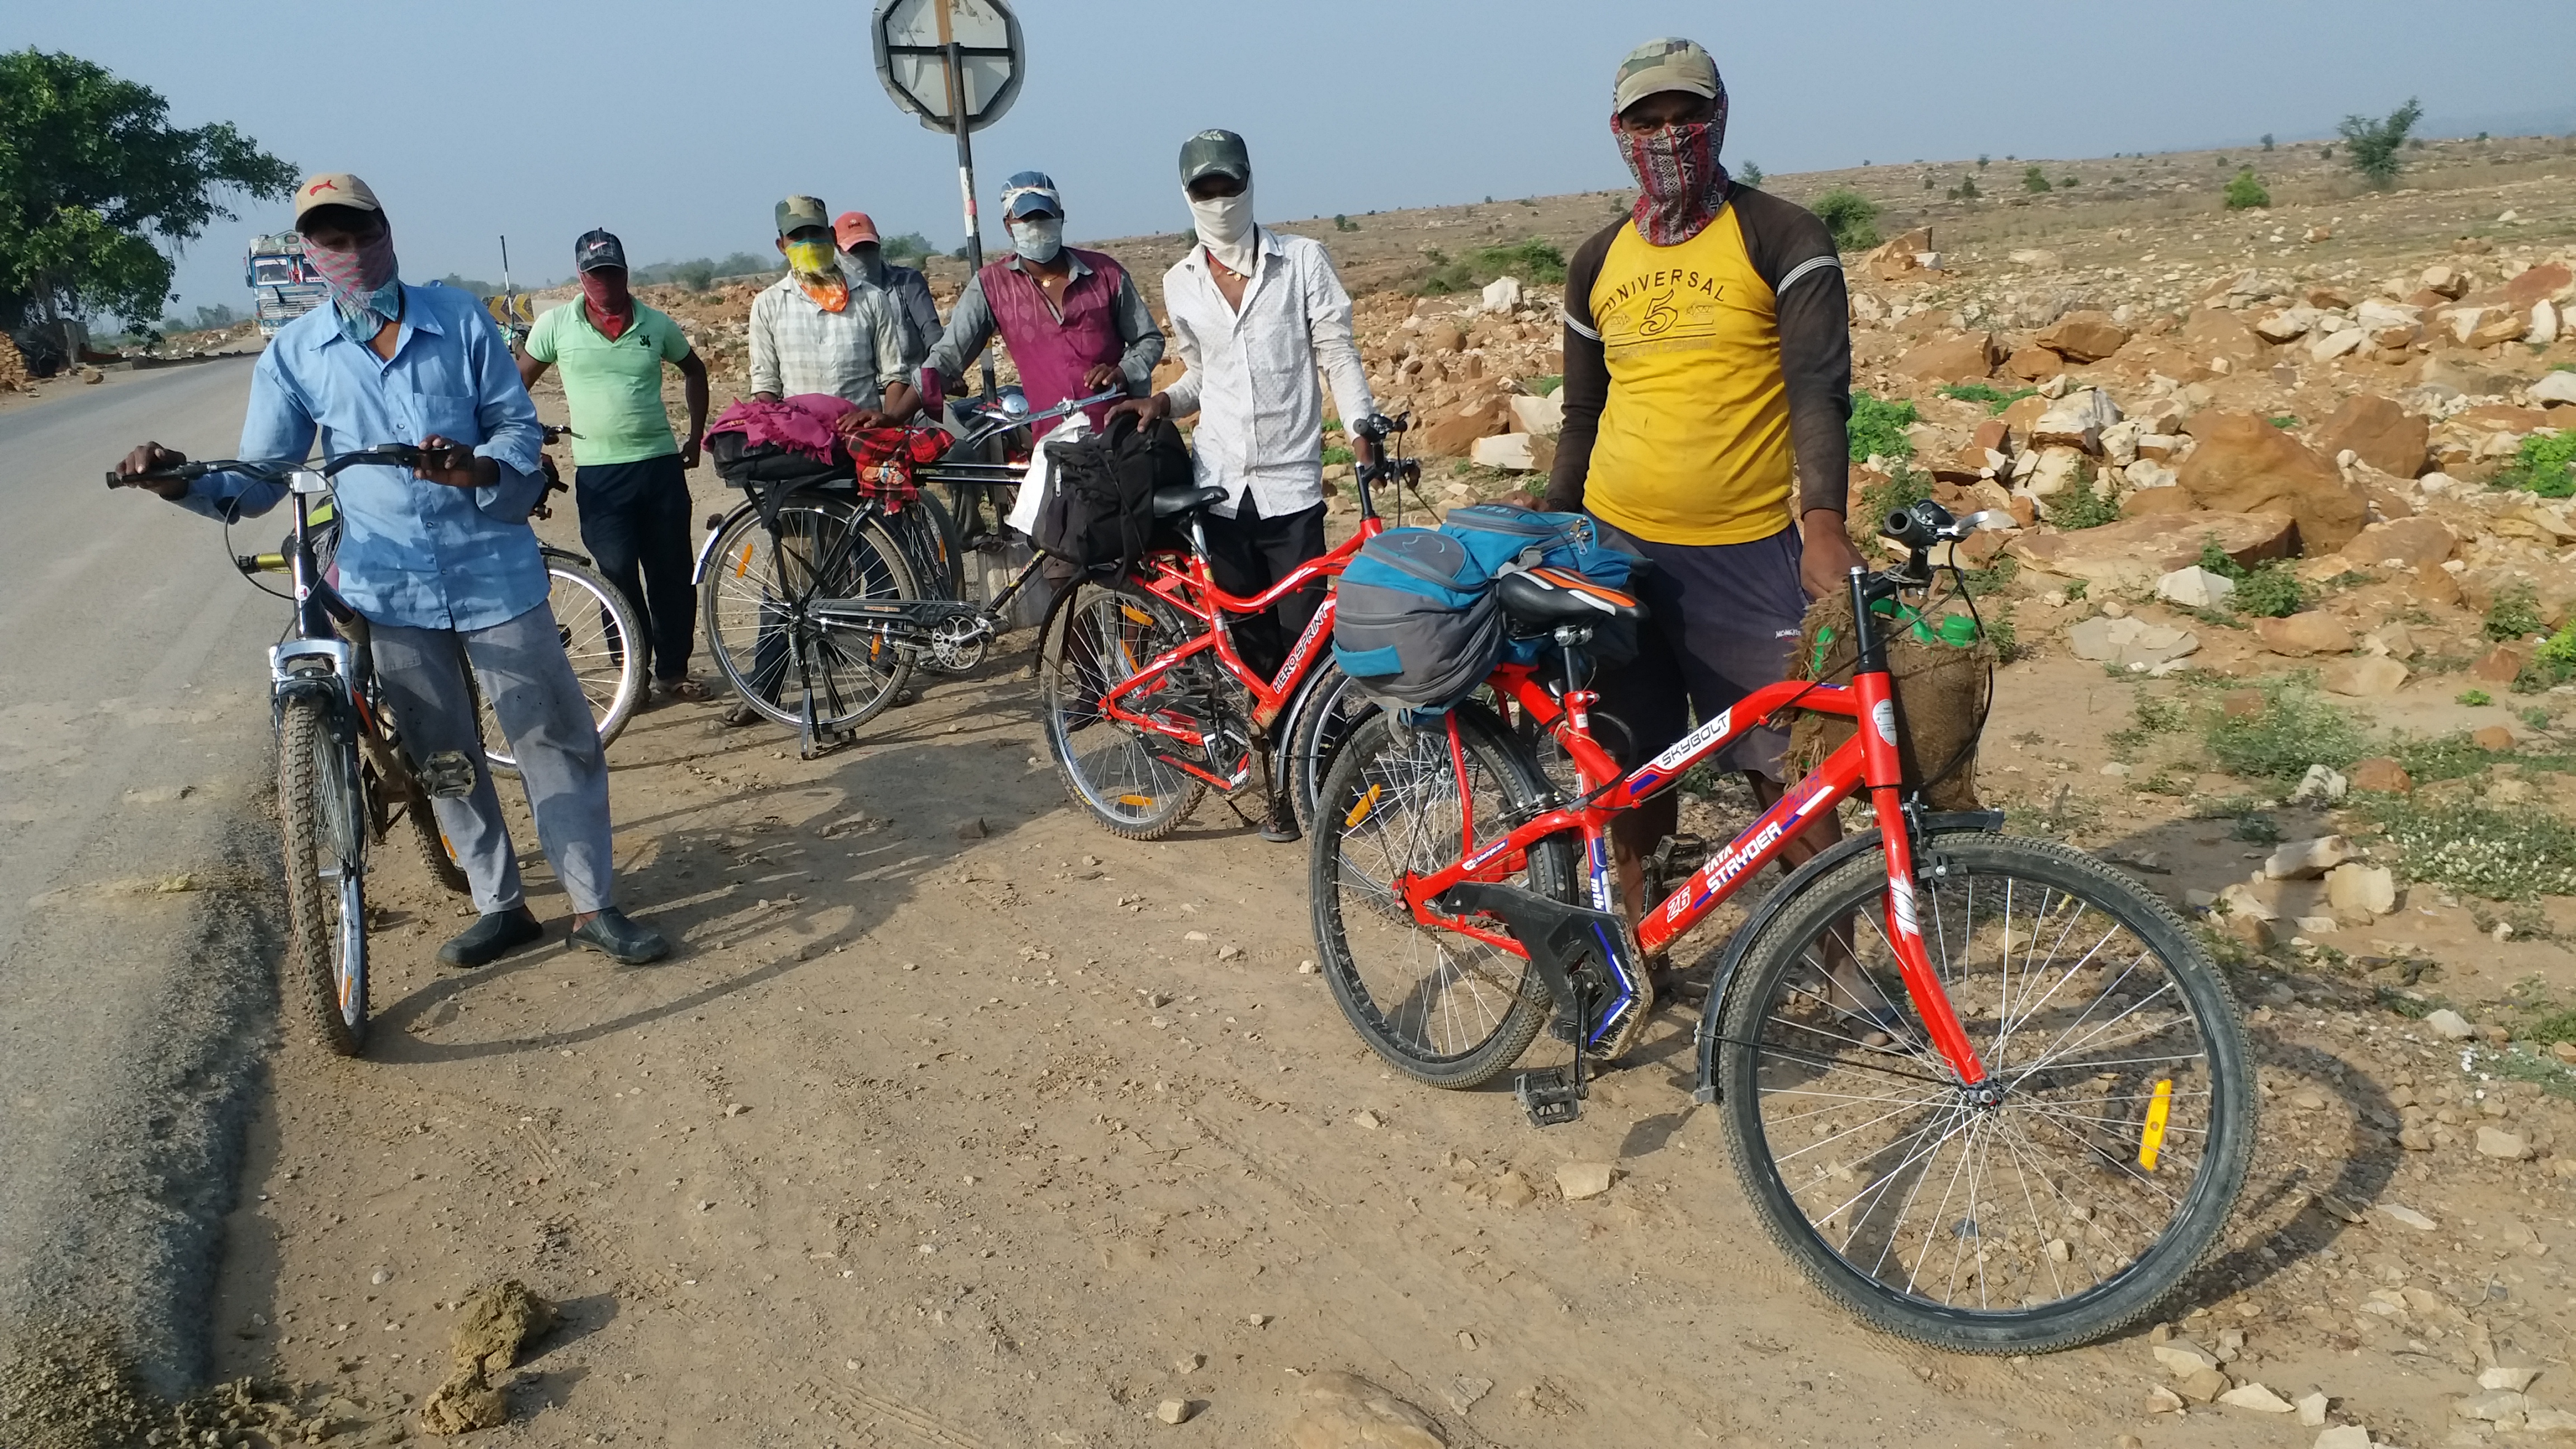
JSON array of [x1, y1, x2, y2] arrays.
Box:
[[371, 603, 616, 916]]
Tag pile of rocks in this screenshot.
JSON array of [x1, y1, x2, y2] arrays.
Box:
[[0, 333, 30, 393]]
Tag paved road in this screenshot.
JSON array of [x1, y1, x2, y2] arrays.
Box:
[[0, 358, 285, 1398]]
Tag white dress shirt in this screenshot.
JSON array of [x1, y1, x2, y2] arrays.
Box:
[[1160, 228, 1374, 519], [748, 260, 909, 408]]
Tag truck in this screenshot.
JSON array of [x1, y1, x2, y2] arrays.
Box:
[[246, 233, 326, 337]]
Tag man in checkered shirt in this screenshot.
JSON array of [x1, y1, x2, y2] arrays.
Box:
[[748, 193, 918, 422]]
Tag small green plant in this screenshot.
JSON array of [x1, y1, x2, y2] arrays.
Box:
[[2267, 414, 2302, 429], [1984, 607, 2023, 663], [1978, 154, 1991, 170], [2459, 688, 2494, 707], [1739, 161, 1765, 188], [2049, 465, 2121, 529], [1334, 214, 1359, 232], [2339, 97, 2425, 188], [2108, 693, 2189, 760], [2358, 795, 2576, 899], [1935, 382, 2039, 413], [2523, 706, 2555, 731], [1419, 238, 1568, 293], [1961, 553, 2020, 596], [2231, 812, 2283, 844], [2064, 579, 2091, 602], [2389, 730, 2509, 783], [2516, 621, 2576, 693], [2224, 169, 2271, 209], [2200, 676, 2367, 782], [2490, 432, 2576, 498], [1321, 446, 1354, 466], [1949, 177, 1982, 202], [1524, 374, 1562, 396], [2232, 564, 2306, 618], [1857, 463, 1934, 529], [1847, 390, 1920, 461], [2059, 176, 2080, 188], [2487, 583, 2546, 641], [1813, 189, 1882, 252], [2023, 166, 2053, 194]]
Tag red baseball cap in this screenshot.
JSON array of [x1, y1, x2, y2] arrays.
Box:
[[832, 211, 881, 249]]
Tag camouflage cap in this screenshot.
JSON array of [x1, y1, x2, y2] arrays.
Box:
[[1613, 37, 1720, 115], [774, 195, 830, 237]]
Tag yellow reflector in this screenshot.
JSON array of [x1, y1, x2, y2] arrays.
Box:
[[1117, 794, 1156, 809], [2138, 1078, 2174, 1171], [1121, 605, 1153, 625], [733, 543, 755, 579], [1343, 783, 1382, 828]]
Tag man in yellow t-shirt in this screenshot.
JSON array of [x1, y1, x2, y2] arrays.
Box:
[[1545, 37, 1863, 971]]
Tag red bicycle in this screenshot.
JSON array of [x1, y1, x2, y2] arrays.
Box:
[[1306, 500, 2253, 1352], [1038, 414, 1417, 839]]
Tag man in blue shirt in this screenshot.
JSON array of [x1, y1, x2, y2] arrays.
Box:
[[114, 173, 668, 968]]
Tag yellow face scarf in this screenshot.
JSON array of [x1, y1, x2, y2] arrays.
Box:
[[784, 239, 848, 312]]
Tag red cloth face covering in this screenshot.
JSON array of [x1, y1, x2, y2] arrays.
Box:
[[581, 271, 633, 340], [1617, 112, 1732, 247]]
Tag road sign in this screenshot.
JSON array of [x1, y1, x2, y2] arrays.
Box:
[[873, 0, 1023, 134]]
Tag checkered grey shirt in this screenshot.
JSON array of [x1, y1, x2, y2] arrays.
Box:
[[747, 263, 909, 407]]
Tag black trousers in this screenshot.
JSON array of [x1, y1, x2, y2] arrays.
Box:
[[1202, 493, 1328, 684], [574, 454, 697, 683]]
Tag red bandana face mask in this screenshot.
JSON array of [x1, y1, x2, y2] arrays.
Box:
[[580, 271, 633, 340], [1617, 116, 1732, 247]]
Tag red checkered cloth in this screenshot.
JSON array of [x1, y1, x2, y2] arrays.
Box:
[[842, 426, 951, 513]]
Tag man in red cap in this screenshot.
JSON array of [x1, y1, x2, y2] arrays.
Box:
[[835, 210, 941, 373]]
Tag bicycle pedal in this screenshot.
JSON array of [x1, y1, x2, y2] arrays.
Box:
[[1514, 1068, 1585, 1128], [420, 750, 477, 799]]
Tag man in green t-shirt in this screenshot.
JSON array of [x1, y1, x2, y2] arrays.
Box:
[[516, 229, 712, 702]]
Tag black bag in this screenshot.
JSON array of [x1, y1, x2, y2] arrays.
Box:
[[1035, 413, 1192, 574], [708, 430, 849, 490]]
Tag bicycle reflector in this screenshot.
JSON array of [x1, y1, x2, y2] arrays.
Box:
[[2138, 1077, 2174, 1171]]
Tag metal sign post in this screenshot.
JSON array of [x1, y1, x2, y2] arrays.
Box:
[[874, 0, 1023, 402]]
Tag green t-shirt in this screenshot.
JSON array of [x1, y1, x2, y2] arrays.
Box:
[[524, 300, 693, 466]]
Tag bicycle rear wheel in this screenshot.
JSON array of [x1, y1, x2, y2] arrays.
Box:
[[1283, 659, 1376, 836], [700, 500, 918, 733], [1717, 832, 2253, 1352], [278, 694, 369, 1057], [1307, 704, 1566, 1088], [1039, 580, 1208, 840], [482, 557, 645, 776]]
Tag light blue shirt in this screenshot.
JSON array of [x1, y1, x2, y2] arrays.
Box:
[[181, 282, 549, 631]]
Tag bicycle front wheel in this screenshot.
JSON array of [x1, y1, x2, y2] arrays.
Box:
[[701, 500, 918, 733], [482, 558, 645, 776], [1717, 832, 2253, 1353], [1308, 704, 1567, 1088], [1284, 659, 1377, 836], [1039, 580, 1208, 839], [278, 694, 369, 1057]]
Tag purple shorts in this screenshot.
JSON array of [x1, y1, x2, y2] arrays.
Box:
[[1589, 521, 1807, 782]]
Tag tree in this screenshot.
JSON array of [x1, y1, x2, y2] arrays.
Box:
[[2023, 165, 2052, 193], [1737, 160, 1764, 187], [2224, 168, 2271, 209], [2337, 97, 2424, 188], [0, 49, 296, 332], [1811, 189, 1881, 252], [2261, 133, 2276, 151]]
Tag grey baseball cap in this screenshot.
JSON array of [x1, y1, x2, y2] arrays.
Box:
[[1177, 130, 1251, 187], [774, 195, 831, 236], [1613, 37, 1720, 115], [573, 229, 626, 273]]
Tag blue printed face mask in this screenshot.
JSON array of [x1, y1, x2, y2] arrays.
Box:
[[1009, 216, 1064, 265]]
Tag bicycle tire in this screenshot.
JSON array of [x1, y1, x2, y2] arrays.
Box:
[[907, 488, 968, 601], [407, 801, 471, 895], [482, 557, 646, 776], [1716, 832, 2253, 1353], [700, 500, 918, 733], [278, 695, 369, 1057], [1307, 704, 1566, 1088], [1039, 580, 1208, 840], [1283, 659, 1377, 836]]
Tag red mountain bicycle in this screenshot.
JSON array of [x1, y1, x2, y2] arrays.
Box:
[[1306, 500, 2253, 1352], [1037, 414, 1417, 839]]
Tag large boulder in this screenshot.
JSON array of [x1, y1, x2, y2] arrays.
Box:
[[2175, 411, 2366, 550], [2316, 395, 2429, 478], [1893, 332, 2000, 382], [1864, 227, 1935, 283], [2339, 517, 2456, 572], [2037, 310, 2130, 363], [2501, 262, 2574, 311], [1419, 397, 1509, 457], [2007, 510, 2298, 590]]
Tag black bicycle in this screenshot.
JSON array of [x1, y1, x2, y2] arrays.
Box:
[[111, 446, 468, 1055]]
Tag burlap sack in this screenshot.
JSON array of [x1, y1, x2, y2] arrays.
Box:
[[1783, 593, 1991, 810]]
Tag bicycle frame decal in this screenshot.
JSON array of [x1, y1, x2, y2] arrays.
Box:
[[1271, 598, 1336, 698]]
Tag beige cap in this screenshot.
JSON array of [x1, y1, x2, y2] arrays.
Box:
[[775, 195, 831, 236], [292, 172, 382, 223], [1613, 37, 1720, 115]]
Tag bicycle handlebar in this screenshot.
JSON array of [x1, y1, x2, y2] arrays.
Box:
[[107, 443, 431, 490]]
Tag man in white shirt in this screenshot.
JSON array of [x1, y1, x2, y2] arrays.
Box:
[[1109, 130, 1375, 842]]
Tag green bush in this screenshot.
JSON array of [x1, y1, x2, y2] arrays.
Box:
[[2191, 537, 2303, 616], [2199, 677, 2366, 782], [2491, 432, 2576, 498], [1812, 189, 1882, 252], [1949, 177, 1982, 202], [2022, 166, 2052, 194], [2487, 582, 2546, 641], [1935, 382, 2039, 413], [2339, 98, 2425, 188], [1420, 238, 1568, 293], [2516, 621, 2576, 693], [2049, 465, 2120, 529], [2224, 169, 2271, 209], [1858, 463, 1934, 527], [1847, 391, 1919, 460]]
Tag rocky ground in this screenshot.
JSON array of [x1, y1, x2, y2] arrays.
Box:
[[23, 138, 2576, 1448]]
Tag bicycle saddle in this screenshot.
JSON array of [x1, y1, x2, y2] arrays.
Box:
[[1151, 485, 1229, 518], [1493, 566, 1644, 629]]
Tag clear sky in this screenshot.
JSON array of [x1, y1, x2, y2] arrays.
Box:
[[12, 0, 2574, 319]]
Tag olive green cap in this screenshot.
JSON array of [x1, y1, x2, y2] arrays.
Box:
[[1613, 37, 1720, 115], [774, 195, 830, 236]]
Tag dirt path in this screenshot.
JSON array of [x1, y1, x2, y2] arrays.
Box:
[[191, 640, 2513, 1449]]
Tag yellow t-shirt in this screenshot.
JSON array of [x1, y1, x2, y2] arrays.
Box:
[[1583, 210, 1796, 546]]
